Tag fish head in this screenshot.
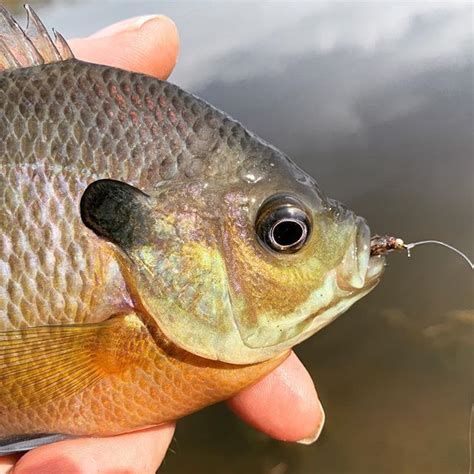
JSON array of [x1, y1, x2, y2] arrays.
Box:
[[81, 152, 385, 364], [214, 151, 386, 361]]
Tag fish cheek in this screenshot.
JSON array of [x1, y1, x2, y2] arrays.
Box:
[[222, 211, 349, 348], [136, 249, 244, 360]]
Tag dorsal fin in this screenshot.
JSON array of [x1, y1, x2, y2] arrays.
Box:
[[0, 4, 74, 72]]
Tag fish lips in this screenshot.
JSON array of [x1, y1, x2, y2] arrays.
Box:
[[337, 217, 386, 291]]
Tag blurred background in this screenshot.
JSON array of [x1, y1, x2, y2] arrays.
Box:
[[5, 1, 473, 473]]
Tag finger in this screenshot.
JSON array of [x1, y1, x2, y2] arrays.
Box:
[[228, 352, 325, 444], [69, 15, 180, 79], [12, 423, 175, 474], [0, 454, 20, 474]]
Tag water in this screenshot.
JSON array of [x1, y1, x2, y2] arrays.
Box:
[[6, 1, 474, 473]]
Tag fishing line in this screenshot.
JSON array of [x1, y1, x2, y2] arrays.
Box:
[[371, 237, 472, 470], [371, 234, 472, 470], [370, 235, 473, 270], [405, 240, 474, 269], [469, 402, 473, 474]]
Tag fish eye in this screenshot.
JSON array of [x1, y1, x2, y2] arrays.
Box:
[[256, 195, 311, 253]]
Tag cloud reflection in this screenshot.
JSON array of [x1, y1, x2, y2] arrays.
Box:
[[173, 2, 471, 88]]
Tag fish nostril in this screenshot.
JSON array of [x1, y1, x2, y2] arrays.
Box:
[[325, 199, 352, 223]]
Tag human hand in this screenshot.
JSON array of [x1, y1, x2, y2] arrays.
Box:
[[0, 15, 324, 473]]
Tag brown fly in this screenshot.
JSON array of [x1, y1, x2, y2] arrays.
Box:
[[370, 235, 473, 269]]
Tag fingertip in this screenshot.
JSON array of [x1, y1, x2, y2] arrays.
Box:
[[69, 14, 180, 79], [228, 352, 324, 443], [0, 454, 20, 474], [12, 424, 175, 474], [296, 398, 325, 445]]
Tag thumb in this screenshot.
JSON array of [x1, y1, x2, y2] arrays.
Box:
[[69, 15, 180, 79]]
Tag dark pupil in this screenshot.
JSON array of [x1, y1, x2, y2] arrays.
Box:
[[272, 220, 304, 247]]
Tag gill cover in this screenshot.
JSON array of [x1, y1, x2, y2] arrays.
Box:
[[81, 179, 285, 364]]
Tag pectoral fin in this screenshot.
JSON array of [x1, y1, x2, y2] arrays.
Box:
[[0, 434, 72, 454], [0, 313, 147, 409]]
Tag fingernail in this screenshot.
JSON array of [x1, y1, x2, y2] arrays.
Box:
[[90, 15, 169, 38], [296, 399, 325, 445]]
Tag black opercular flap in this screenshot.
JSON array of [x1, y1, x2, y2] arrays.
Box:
[[80, 179, 150, 249]]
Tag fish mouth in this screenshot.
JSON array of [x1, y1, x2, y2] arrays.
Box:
[[337, 217, 386, 291]]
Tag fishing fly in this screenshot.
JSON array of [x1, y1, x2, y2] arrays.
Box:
[[370, 235, 474, 269]]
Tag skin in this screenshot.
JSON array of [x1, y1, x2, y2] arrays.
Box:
[[0, 15, 324, 474]]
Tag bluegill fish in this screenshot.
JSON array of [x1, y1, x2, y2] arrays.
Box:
[[0, 6, 385, 452]]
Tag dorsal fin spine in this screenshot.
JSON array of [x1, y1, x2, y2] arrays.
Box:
[[53, 29, 74, 60], [25, 4, 62, 62], [0, 4, 74, 73], [0, 38, 20, 69]]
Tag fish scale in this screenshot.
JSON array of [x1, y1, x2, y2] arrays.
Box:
[[0, 165, 125, 329], [0, 6, 385, 451], [0, 60, 254, 176], [0, 57, 266, 331]]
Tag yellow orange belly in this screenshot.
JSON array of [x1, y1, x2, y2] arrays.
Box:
[[0, 311, 287, 438]]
